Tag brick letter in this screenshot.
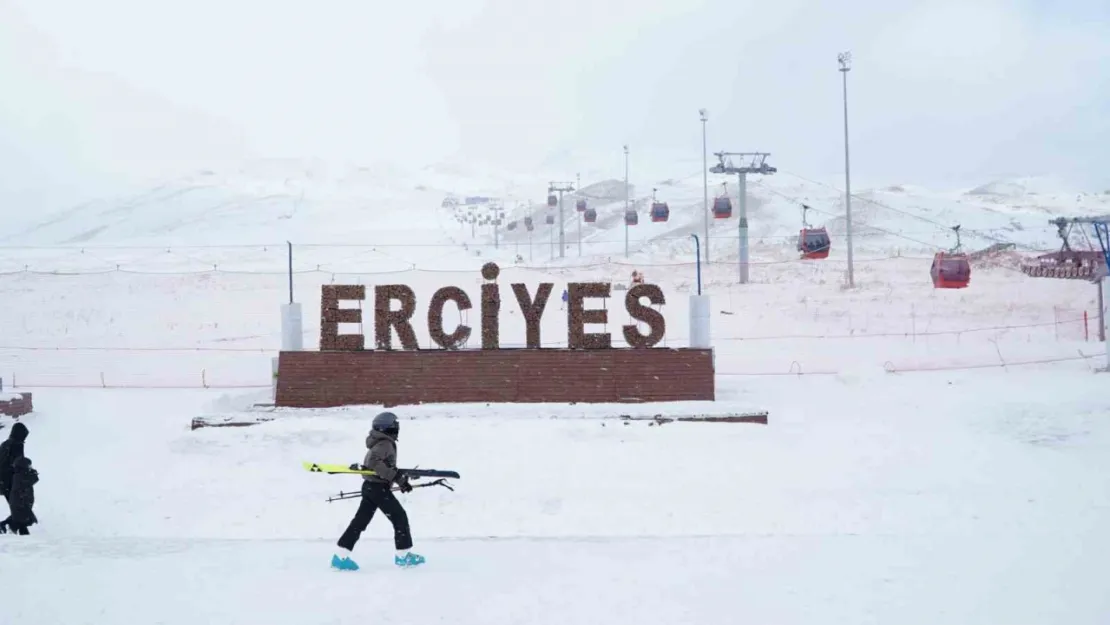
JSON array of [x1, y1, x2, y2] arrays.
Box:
[[623, 284, 666, 348], [480, 264, 501, 350], [512, 283, 553, 348], [567, 282, 611, 349], [428, 286, 472, 349], [320, 284, 365, 351], [374, 285, 419, 350]]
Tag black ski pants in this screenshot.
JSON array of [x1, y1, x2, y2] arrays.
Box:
[[0, 493, 27, 535], [337, 481, 412, 551]]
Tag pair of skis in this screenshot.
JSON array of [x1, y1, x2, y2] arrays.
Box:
[[302, 461, 459, 479], [302, 461, 461, 502]]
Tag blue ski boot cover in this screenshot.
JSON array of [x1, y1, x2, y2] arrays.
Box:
[[395, 550, 426, 568], [331, 549, 359, 571]]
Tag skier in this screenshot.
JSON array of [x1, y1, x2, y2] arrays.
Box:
[[0, 456, 37, 535], [331, 411, 425, 570], [0, 422, 29, 504]]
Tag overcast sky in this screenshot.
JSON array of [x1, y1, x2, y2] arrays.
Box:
[[1, 0, 1107, 210]]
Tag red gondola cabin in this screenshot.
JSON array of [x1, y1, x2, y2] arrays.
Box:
[[930, 252, 971, 289], [797, 227, 831, 259], [584, 208, 597, 223], [625, 209, 638, 226], [650, 201, 669, 222], [576, 199, 587, 212], [713, 196, 732, 218]]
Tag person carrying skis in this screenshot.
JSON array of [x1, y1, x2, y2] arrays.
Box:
[[0, 422, 29, 505], [0, 456, 37, 535], [332, 411, 425, 570]]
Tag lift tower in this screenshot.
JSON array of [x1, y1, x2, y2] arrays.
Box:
[[548, 181, 575, 259], [710, 152, 776, 284]]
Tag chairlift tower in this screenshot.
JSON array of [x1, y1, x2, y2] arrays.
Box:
[[710, 151, 776, 284], [1064, 215, 1110, 371], [549, 181, 575, 259]]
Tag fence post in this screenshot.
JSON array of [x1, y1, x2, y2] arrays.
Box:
[[1085, 310, 1089, 342]]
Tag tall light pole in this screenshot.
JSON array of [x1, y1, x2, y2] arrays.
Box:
[[710, 152, 776, 284], [839, 51, 855, 289], [700, 109, 709, 263], [623, 144, 630, 258]]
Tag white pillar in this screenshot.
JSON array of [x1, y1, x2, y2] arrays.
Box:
[[271, 356, 280, 402], [281, 303, 303, 351], [689, 294, 711, 349]]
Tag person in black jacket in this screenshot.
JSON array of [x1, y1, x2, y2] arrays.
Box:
[[0, 422, 29, 502], [0, 456, 37, 535]]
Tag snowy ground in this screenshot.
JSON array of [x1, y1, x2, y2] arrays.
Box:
[[1, 372, 1108, 624], [1, 164, 1109, 623]]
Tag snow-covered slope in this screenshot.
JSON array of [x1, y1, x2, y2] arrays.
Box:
[[1, 160, 1108, 624], [9, 160, 1108, 261]]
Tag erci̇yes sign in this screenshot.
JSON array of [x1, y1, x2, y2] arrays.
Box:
[[319, 262, 666, 350]]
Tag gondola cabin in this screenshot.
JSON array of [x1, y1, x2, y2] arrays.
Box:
[[507, 221, 517, 231], [547, 194, 558, 207], [797, 227, 831, 259], [583, 207, 597, 223], [576, 199, 587, 212], [650, 201, 670, 222], [930, 252, 971, 289], [625, 209, 638, 226], [712, 196, 732, 219], [524, 217, 534, 230], [545, 214, 555, 225]]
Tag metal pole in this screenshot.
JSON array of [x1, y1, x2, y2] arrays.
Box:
[[576, 173, 582, 257], [700, 110, 709, 263], [691, 234, 702, 295], [576, 190, 581, 257], [1103, 276, 1110, 370], [558, 190, 565, 259], [840, 52, 855, 288], [281, 240, 290, 304], [738, 173, 749, 284], [621, 145, 630, 257], [1099, 279, 1106, 342]]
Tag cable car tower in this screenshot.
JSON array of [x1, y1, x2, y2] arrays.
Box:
[[709, 151, 776, 284], [1043, 216, 1110, 367], [548, 181, 575, 258]]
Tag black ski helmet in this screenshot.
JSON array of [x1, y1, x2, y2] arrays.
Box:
[[372, 411, 400, 439]]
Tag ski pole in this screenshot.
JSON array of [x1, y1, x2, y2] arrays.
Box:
[[325, 479, 454, 502]]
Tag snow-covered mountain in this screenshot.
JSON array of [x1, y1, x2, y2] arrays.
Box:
[[4, 160, 1108, 264]]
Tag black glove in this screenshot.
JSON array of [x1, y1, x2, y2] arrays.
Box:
[[396, 474, 413, 493]]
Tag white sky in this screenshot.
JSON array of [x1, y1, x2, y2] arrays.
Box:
[[1, 0, 1107, 210]]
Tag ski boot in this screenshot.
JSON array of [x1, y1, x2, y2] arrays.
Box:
[[331, 549, 359, 571], [395, 550, 426, 568]]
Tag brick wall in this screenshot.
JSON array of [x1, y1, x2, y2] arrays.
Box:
[[0, 393, 33, 417], [276, 348, 714, 408]]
